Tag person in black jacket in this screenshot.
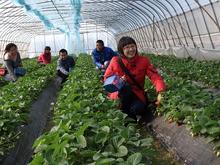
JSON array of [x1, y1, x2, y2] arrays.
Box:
[[56, 49, 75, 83]]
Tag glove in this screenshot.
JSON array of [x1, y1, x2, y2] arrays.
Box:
[[155, 91, 165, 105]]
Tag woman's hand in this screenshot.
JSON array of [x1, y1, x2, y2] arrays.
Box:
[[155, 91, 165, 105]]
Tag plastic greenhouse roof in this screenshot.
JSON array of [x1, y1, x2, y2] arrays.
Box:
[[0, 0, 218, 37]]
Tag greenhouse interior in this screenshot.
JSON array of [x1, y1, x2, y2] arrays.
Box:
[[0, 0, 220, 164]]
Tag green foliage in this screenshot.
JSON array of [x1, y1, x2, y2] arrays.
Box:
[[0, 58, 57, 159], [145, 53, 220, 88], [0, 57, 44, 88], [31, 55, 154, 164], [142, 53, 220, 154]]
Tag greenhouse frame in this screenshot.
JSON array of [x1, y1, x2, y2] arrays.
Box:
[[0, 0, 220, 59], [0, 0, 220, 165]]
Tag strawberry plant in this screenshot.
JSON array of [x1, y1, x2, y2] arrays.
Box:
[[142, 53, 220, 88], [142, 54, 220, 155], [0, 57, 57, 89], [31, 55, 156, 164], [0, 59, 57, 160]]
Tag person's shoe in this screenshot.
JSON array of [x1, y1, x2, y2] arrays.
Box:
[[146, 122, 153, 132], [142, 110, 155, 124], [137, 116, 147, 126], [136, 115, 141, 121]]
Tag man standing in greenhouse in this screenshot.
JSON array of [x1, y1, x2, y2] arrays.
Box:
[[37, 46, 52, 65], [92, 40, 117, 76], [56, 49, 75, 84]]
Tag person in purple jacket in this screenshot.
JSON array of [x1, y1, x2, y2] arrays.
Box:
[[92, 40, 117, 75]]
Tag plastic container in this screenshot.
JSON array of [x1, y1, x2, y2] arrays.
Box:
[[103, 75, 125, 93]]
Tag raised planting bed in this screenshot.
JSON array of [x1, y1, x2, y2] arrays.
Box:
[[2, 77, 61, 165], [143, 55, 220, 158], [148, 116, 220, 165], [0, 60, 57, 161], [30, 54, 180, 165], [143, 53, 220, 88]]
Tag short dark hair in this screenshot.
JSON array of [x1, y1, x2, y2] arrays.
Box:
[[59, 49, 68, 55], [4, 43, 17, 54], [45, 46, 51, 51], [96, 40, 104, 46], [117, 36, 137, 55]]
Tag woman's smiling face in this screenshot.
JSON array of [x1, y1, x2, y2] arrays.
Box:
[[8, 46, 17, 57], [123, 43, 137, 59]]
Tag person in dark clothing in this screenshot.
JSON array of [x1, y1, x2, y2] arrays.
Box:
[[56, 49, 75, 83]]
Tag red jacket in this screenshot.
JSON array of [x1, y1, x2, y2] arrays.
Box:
[[104, 54, 166, 103], [38, 52, 51, 64]]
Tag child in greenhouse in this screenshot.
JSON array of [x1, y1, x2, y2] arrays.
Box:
[[92, 40, 117, 75], [104, 36, 166, 123], [37, 46, 52, 65], [1, 43, 26, 82], [56, 49, 75, 83]]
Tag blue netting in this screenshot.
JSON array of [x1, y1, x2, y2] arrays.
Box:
[[13, 0, 83, 54], [13, 0, 55, 30]]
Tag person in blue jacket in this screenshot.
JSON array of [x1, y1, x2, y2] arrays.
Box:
[[57, 49, 75, 83], [92, 40, 117, 74]]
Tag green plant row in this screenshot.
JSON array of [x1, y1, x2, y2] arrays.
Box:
[[144, 61, 220, 156], [0, 60, 57, 160], [0, 77, 7, 87], [143, 53, 220, 88], [31, 54, 155, 165], [0, 57, 57, 88], [0, 58, 40, 87]]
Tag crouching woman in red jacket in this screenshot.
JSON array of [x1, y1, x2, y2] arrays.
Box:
[[104, 36, 166, 122]]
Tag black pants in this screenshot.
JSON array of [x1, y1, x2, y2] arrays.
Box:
[[119, 84, 146, 119], [57, 70, 68, 84], [119, 84, 154, 123]]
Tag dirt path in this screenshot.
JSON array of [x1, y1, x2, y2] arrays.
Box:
[[3, 77, 61, 165]]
